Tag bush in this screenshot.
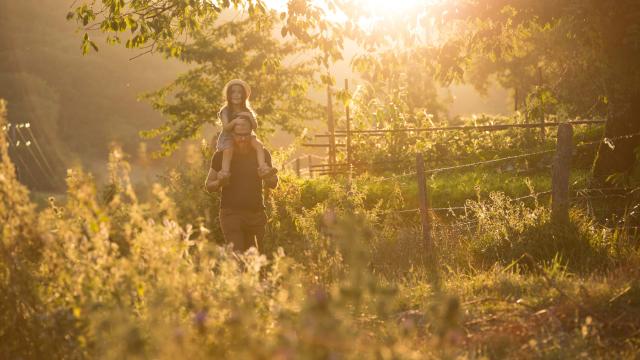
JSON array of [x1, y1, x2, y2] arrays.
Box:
[[461, 192, 616, 272], [2, 99, 639, 358]]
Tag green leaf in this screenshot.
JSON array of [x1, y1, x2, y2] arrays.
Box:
[[81, 33, 90, 54]]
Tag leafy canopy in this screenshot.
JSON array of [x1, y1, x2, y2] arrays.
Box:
[[140, 12, 323, 156]]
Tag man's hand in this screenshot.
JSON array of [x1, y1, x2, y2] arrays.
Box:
[[262, 172, 279, 189], [222, 118, 238, 132], [205, 168, 223, 192]]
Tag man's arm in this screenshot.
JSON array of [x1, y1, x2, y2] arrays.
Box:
[[262, 150, 278, 189], [205, 167, 222, 192], [222, 118, 238, 132], [263, 172, 279, 189]]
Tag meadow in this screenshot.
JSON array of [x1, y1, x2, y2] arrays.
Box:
[[2, 98, 640, 359]]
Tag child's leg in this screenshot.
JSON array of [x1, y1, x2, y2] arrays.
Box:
[[251, 137, 267, 169], [220, 147, 233, 177], [251, 137, 276, 177]]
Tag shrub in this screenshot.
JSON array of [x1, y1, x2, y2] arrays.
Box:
[[462, 192, 615, 272]]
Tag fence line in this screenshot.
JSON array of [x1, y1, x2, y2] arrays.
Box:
[[304, 123, 640, 179], [370, 171, 418, 183], [304, 131, 639, 173], [292, 100, 637, 243], [6, 122, 62, 189], [23, 124, 57, 178], [283, 154, 326, 165], [371, 186, 638, 232], [301, 143, 346, 148], [294, 133, 639, 239], [425, 149, 555, 175], [14, 152, 45, 189], [368, 148, 556, 183], [575, 131, 640, 148], [361, 131, 640, 183], [309, 158, 411, 169], [297, 120, 640, 182], [322, 119, 605, 136], [14, 124, 58, 187]]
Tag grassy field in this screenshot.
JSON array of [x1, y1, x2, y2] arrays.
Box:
[[2, 103, 640, 359]]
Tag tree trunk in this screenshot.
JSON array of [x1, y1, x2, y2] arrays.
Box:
[[592, 90, 640, 179], [592, 3, 640, 180]]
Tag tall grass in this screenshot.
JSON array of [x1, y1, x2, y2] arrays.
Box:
[[2, 99, 640, 358]]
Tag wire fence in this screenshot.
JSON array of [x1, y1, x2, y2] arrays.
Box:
[[292, 131, 639, 183], [321, 119, 606, 136], [291, 96, 640, 240], [5, 122, 62, 189], [314, 133, 640, 183], [374, 186, 637, 217], [366, 148, 556, 183], [297, 127, 640, 180]]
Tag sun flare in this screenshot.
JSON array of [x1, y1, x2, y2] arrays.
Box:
[[264, 0, 446, 27], [356, 0, 436, 15]]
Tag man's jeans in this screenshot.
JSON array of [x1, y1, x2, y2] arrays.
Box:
[[219, 208, 267, 252]]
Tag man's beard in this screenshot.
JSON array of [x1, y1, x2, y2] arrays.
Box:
[[234, 144, 251, 153]]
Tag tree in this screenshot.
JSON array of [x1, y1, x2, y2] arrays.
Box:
[[333, 0, 640, 180], [423, 0, 640, 180], [70, 0, 640, 179], [2, 0, 189, 177], [140, 12, 323, 156], [68, 1, 344, 155], [67, 0, 346, 65]]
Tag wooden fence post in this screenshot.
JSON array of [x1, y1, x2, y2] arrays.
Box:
[[538, 66, 545, 141], [345, 79, 352, 177], [326, 81, 336, 175], [308, 155, 313, 178], [416, 153, 433, 254], [295, 157, 301, 177], [552, 123, 573, 225]]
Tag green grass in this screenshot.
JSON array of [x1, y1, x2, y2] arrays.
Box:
[[3, 110, 639, 358]]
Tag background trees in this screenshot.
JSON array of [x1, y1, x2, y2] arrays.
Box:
[[0, 0, 187, 190], [61, 0, 640, 182], [422, 0, 640, 179], [141, 12, 323, 156]]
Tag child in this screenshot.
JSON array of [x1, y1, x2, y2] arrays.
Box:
[[215, 79, 275, 181]]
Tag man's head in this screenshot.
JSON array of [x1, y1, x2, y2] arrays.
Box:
[[232, 116, 253, 151]]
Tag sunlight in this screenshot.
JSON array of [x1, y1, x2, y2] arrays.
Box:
[[263, 0, 348, 23], [263, 0, 446, 34], [356, 0, 433, 15]]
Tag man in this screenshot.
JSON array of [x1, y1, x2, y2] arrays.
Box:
[[205, 116, 278, 252]]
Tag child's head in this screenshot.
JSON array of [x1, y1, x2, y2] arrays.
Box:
[[223, 79, 251, 109]]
